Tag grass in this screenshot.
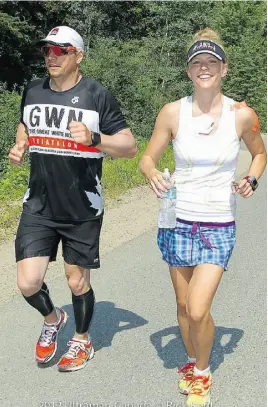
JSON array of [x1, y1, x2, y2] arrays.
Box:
[[0, 140, 174, 241], [102, 140, 174, 197]]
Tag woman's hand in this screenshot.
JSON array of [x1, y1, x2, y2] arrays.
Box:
[[148, 168, 171, 198], [232, 178, 254, 198]]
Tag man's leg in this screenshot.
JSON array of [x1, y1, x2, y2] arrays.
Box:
[[56, 217, 101, 372], [17, 256, 56, 323], [57, 264, 94, 372], [65, 265, 94, 339], [15, 213, 67, 363]]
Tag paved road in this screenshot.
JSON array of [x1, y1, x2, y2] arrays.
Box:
[[0, 171, 266, 407]]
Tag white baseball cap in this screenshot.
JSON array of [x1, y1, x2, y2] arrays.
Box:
[[37, 26, 84, 50]]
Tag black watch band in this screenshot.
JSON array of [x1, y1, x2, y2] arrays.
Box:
[[91, 131, 101, 147], [244, 175, 258, 191]]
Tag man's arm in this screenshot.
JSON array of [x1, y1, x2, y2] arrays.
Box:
[[96, 88, 136, 158], [9, 123, 29, 166], [96, 128, 137, 158], [68, 122, 137, 158]]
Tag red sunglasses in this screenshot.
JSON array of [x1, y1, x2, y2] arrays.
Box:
[[41, 45, 77, 57]]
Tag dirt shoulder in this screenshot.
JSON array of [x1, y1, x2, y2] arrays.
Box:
[[0, 149, 252, 304]]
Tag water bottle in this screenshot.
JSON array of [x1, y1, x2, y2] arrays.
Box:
[[158, 168, 177, 228]]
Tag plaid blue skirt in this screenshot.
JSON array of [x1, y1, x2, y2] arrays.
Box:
[[157, 218, 236, 271]]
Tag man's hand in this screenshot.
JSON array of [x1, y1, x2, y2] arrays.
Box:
[[69, 121, 92, 146], [9, 140, 28, 166], [231, 178, 254, 198]]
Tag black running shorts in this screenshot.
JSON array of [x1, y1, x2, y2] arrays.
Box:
[[15, 213, 103, 269]]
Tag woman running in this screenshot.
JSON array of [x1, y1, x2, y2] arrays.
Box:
[[139, 27, 266, 406]]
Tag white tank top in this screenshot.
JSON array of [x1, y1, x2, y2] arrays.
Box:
[[173, 95, 241, 222]]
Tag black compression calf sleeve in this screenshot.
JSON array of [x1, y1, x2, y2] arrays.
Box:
[[72, 287, 95, 334], [22, 282, 54, 317], [41, 282, 49, 294]]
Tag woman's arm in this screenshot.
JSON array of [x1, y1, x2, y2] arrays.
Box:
[[235, 106, 267, 197], [139, 101, 179, 197]]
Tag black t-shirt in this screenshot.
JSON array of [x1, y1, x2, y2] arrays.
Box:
[[20, 76, 127, 221]]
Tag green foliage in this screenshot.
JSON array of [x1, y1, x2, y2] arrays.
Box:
[[0, 162, 30, 203], [0, 162, 30, 239], [210, 1, 267, 128], [0, 1, 76, 87], [0, 1, 151, 88], [81, 37, 170, 141], [0, 3, 44, 87], [0, 9, 33, 87], [0, 90, 21, 172]]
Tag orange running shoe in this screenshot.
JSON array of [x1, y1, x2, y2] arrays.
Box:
[[35, 308, 68, 364], [177, 362, 196, 395], [57, 338, 94, 372], [186, 373, 212, 406]]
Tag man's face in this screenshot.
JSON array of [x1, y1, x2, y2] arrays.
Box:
[[42, 44, 84, 78], [187, 53, 228, 90]]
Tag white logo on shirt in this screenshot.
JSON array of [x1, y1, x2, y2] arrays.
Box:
[[71, 96, 79, 104]]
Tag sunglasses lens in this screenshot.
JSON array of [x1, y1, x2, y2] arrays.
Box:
[[41, 46, 66, 57], [53, 46, 65, 56]]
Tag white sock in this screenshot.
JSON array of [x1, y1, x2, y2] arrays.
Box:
[[188, 356, 197, 363], [45, 307, 60, 326], [194, 366, 210, 376], [72, 333, 91, 344], [55, 307, 61, 322]]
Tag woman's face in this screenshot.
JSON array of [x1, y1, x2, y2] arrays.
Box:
[[187, 53, 228, 90]]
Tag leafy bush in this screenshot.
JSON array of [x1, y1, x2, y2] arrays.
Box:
[[0, 90, 21, 173]]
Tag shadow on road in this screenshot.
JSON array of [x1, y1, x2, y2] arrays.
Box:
[[38, 300, 148, 369], [150, 325, 244, 373]]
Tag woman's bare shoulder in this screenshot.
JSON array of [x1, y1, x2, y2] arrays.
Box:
[[160, 99, 181, 117], [231, 101, 259, 132]]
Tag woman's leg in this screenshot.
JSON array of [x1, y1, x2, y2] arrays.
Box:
[[186, 263, 224, 370], [169, 266, 195, 357]]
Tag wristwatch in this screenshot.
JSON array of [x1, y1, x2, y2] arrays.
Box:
[[91, 131, 101, 147], [244, 175, 258, 191]]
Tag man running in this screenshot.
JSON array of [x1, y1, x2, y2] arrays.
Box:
[[9, 26, 137, 372]]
